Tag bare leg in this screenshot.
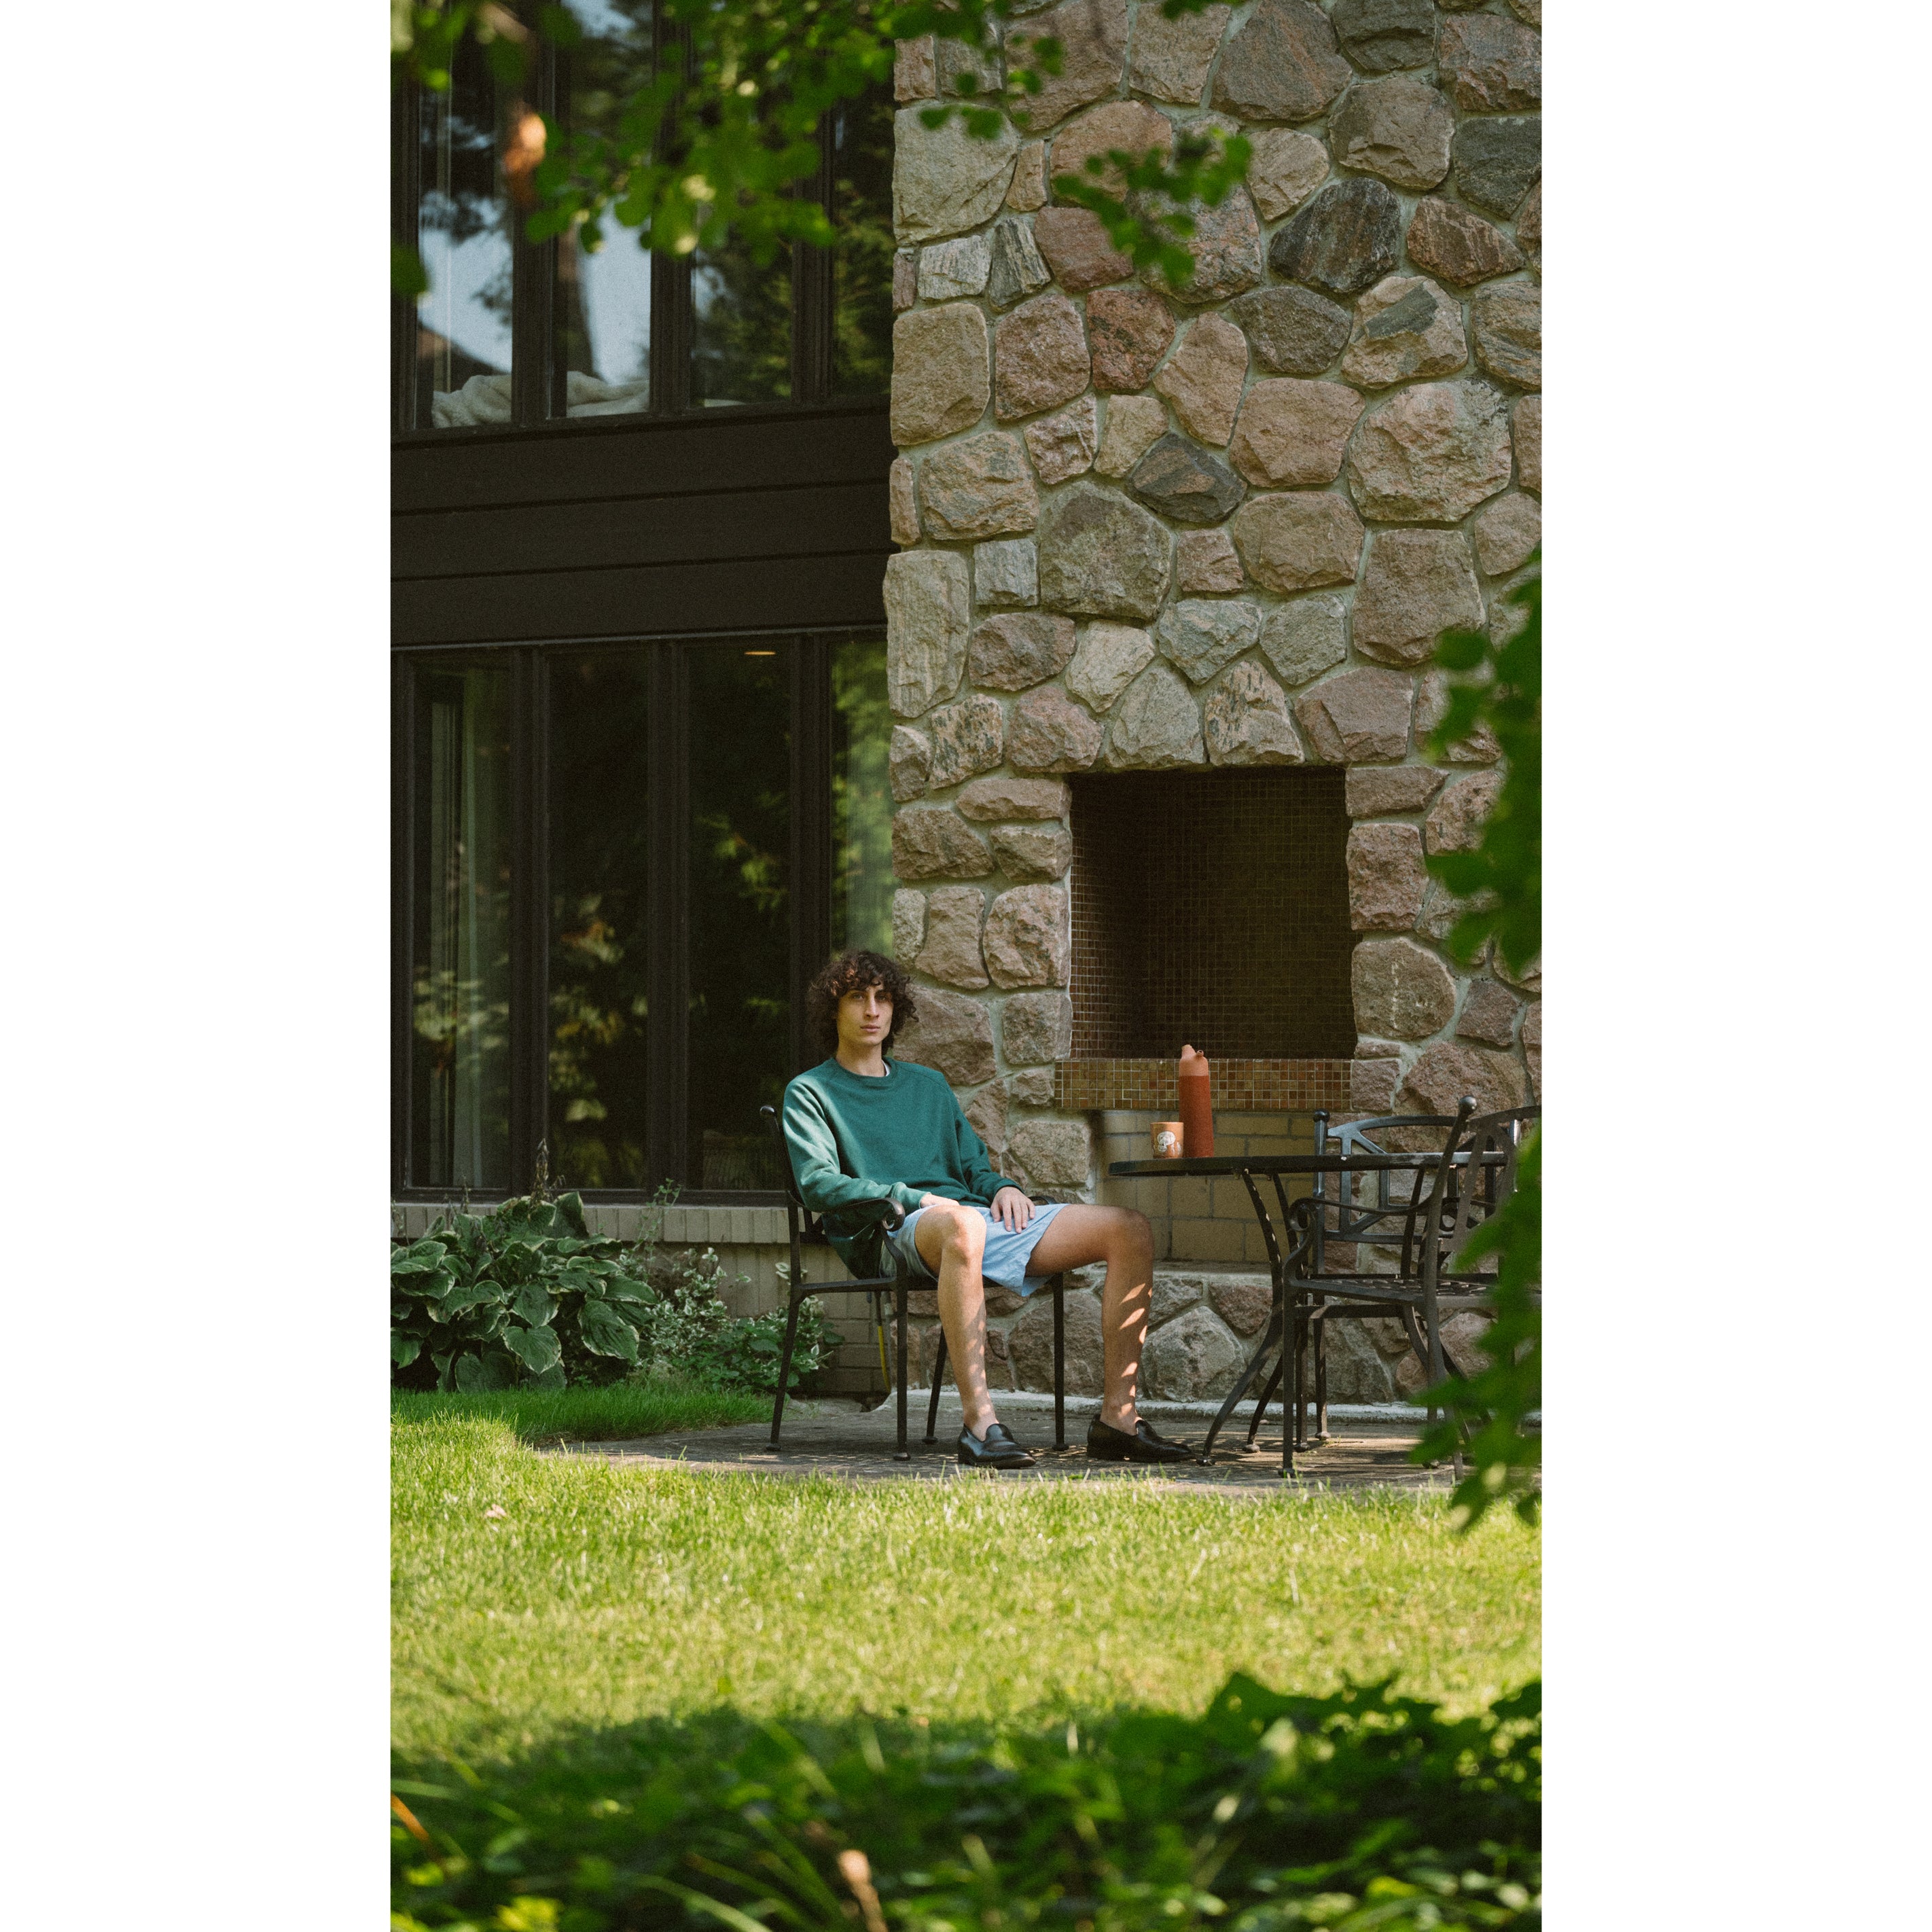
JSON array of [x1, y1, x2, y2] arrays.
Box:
[[915, 1203, 999, 1438], [1026, 1205, 1155, 1433]]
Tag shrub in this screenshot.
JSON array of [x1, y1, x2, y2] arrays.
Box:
[[391, 1192, 834, 1397], [391, 1674, 1540, 1931], [635, 1249, 837, 1398]]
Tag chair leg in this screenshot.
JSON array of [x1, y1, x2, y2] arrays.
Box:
[[925, 1329, 949, 1444], [894, 1281, 910, 1460], [1314, 1312, 1329, 1442], [770, 1293, 804, 1448], [1282, 1305, 1301, 1477], [1053, 1276, 1066, 1448], [1425, 1296, 1444, 1465]]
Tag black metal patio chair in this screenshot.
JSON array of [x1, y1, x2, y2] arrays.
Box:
[[1245, 1101, 1540, 1461], [759, 1107, 1069, 1459]]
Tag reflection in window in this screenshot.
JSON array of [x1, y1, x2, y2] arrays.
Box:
[[418, 37, 514, 428], [555, 0, 654, 418], [688, 645, 791, 1186], [411, 666, 514, 1189], [548, 651, 651, 1188], [831, 86, 895, 398], [692, 242, 793, 406], [833, 635, 893, 955]]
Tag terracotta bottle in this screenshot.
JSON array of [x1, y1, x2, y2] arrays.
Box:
[[1178, 1045, 1213, 1158]]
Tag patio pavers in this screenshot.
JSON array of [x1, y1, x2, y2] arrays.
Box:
[[548, 1394, 1449, 1494]]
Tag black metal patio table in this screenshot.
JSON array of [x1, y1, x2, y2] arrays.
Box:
[[1109, 1149, 1501, 1477]]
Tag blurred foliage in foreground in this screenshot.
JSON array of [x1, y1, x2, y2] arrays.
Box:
[[393, 1672, 1540, 1931], [1412, 561, 1541, 1530]]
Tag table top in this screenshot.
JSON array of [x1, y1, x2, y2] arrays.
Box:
[[1110, 1151, 1456, 1177]]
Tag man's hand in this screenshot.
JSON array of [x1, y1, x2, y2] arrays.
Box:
[[990, 1186, 1034, 1232]]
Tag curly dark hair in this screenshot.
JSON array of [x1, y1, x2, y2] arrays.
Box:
[[805, 950, 918, 1057]]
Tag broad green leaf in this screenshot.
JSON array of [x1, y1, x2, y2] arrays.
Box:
[[511, 1281, 556, 1327], [502, 1324, 563, 1374], [437, 1280, 507, 1321], [576, 1299, 641, 1364], [605, 1275, 656, 1307], [391, 1335, 423, 1367], [452, 1350, 512, 1393]]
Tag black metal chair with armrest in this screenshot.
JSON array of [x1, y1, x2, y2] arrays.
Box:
[[1232, 1109, 1461, 1455], [762, 1107, 1071, 1459], [762, 1105, 918, 1460], [1250, 1101, 1539, 1459]]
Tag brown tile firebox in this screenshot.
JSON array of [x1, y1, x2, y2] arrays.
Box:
[[1067, 768, 1355, 1060]]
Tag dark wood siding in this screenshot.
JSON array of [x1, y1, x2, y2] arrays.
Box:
[[392, 402, 895, 645]]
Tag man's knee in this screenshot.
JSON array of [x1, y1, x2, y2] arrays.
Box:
[[930, 1200, 985, 1259], [1107, 1205, 1153, 1255]]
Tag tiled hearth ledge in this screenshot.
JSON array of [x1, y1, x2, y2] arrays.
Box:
[[1054, 1058, 1353, 1113]]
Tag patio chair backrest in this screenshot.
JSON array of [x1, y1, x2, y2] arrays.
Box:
[[1420, 1105, 1541, 1287], [760, 1105, 825, 1241], [1310, 1109, 1463, 1270]]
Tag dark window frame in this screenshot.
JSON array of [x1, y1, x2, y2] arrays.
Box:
[[392, 625, 875, 1206], [392, 34, 882, 440]]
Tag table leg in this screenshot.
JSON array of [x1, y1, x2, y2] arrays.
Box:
[[1246, 1352, 1285, 1444], [1199, 1311, 1283, 1463]]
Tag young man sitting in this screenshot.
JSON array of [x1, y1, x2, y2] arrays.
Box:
[[781, 949, 1194, 1471]]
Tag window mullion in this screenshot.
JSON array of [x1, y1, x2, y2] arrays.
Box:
[[791, 119, 836, 407], [510, 73, 552, 427], [393, 85, 423, 435]]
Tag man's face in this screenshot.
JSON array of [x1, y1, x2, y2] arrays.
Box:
[[836, 982, 893, 1054]]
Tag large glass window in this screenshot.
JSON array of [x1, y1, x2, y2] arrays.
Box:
[[397, 633, 887, 1198], [399, 48, 891, 429], [417, 38, 515, 427], [692, 242, 793, 408], [408, 664, 515, 1192], [548, 650, 652, 1188], [554, 0, 654, 418], [829, 88, 895, 399], [832, 636, 893, 954], [687, 646, 793, 1183]]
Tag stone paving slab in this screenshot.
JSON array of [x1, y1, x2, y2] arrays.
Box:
[[548, 1395, 1450, 1495]]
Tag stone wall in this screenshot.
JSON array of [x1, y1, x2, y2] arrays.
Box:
[[884, 0, 1542, 1208]]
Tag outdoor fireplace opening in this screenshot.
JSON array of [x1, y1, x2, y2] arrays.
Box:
[[1068, 768, 1355, 1061]]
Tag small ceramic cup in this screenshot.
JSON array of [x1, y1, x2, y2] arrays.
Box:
[[1152, 1122, 1183, 1158]]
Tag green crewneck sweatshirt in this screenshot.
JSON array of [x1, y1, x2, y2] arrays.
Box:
[[781, 1056, 1017, 1275]]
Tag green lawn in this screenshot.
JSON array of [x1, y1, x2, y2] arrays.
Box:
[[393, 1411, 1540, 1764], [391, 1376, 768, 1445]]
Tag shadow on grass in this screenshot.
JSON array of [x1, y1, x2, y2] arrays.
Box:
[[391, 1377, 768, 1446], [392, 1674, 1541, 1931]]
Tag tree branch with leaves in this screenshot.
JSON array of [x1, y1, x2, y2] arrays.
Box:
[[392, 0, 1248, 296], [1412, 560, 1541, 1528]]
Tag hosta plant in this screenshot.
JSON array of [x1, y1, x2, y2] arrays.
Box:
[[391, 1191, 838, 1395], [391, 1192, 658, 1393]]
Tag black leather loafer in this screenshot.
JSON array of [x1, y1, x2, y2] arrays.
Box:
[[1086, 1415, 1195, 1463], [957, 1421, 1036, 1470]]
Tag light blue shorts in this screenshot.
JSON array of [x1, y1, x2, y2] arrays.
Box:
[[889, 1201, 1069, 1294]]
